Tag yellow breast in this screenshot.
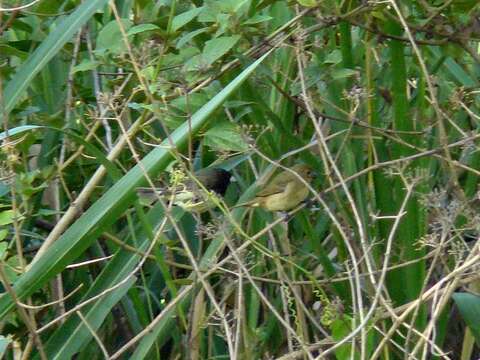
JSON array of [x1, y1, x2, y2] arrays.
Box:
[[261, 181, 310, 211]]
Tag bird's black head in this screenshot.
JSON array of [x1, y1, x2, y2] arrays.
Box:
[[208, 168, 232, 195], [195, 168, 232, 195]]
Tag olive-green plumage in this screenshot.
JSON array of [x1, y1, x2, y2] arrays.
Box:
[[236, 164, 314, 211]]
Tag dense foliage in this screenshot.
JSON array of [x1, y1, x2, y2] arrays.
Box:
[[1, 0, 480, 358]]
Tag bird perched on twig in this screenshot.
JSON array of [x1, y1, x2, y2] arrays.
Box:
[[137, 167, 232, 213], [234, 164, 314, 212]]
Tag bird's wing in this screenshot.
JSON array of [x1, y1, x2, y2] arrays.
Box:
[[137, 187, 163, 195], [136, 183, 186, 197], [189, 171, 212, 189], [255, 172, 295, 197]]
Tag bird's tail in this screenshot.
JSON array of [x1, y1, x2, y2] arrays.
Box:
[[136, 186, 186, 199], [231, 199, 258, 209], [136, 187, 166, 205]]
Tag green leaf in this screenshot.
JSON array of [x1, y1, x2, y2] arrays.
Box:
[[96, 19, 133, 55], [36, 209, 61, 217], [331, 68, 358, 80], [204, 121, 248, 152], [0, 210, 14, 226], [242, 14, 273, 25], [126, 23, 160, 36], [10, 19, 33, 33], [176, 27, 209, 49], [0, 125, 41, 140], [163, 92, 209, 128], [331, 317, 355, 360], [0, 44, 28, 60], [0, 241, 7, 258], [224, 100, 253, 108], [2, 0, 109, 123], [35, 0, 64, 15], [172, 7, 203, 32], [4, 256, 20, 283], [0, 335, 11, 358], [324, 50, 342, 64], [331, 316, 375, 359], [453, 292, 480, 345], [298, 0, 317, 7], [0, 183, 8, 198], [172, 278, 194, 285], [71, 59, 100, 74], [128, 102, 154, 112], [202, 35, 240, 65]]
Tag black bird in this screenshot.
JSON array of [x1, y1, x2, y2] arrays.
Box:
[[137, 167, 231, 213]]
